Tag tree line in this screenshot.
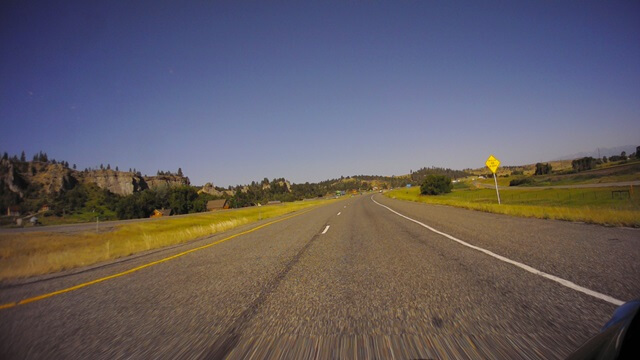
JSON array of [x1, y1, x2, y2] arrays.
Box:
[[410, 167, 470, 184]]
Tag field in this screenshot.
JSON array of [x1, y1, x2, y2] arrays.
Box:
[[387, 186, 640, 227], [474, 160, 640, 187], [0, 199, 336, 281]]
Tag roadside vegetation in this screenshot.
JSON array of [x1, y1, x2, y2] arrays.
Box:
[[420, 175, 453, 195], [0, 199, 336, 280], [470, 150, 640, 189], [386, 186, 640, 227], [1, 150, 425, 226], [390, 149, 640, 227]]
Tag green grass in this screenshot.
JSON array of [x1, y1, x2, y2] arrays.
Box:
[[38, 209, 119, 226], [386, 187, 640, 227], [473, 159, 640, 188], [0, 199, 337, 280]]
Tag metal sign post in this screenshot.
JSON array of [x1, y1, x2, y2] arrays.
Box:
[[485, 155, 501, 205], [493, 172, 501, 205]]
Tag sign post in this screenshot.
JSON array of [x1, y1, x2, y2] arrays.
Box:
[[485, 155, 501, 204]]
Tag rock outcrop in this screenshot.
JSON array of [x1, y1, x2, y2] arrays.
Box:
[[0, 160, 192, 198], [199, 182, 226, 197], [0, 159, 26, 197], [78, 170, 147, 196], [261, 180, 292, 192], [1, 160, 76, 196], [143, 174, 190, 190]]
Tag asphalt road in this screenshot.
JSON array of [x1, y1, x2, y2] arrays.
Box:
[[1, 194, 638, 359]]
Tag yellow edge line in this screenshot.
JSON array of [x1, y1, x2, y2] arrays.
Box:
[[1, 208, 315, 310]]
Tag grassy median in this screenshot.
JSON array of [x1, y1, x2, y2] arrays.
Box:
[[386, 186, 640, 227], [0, 199, 335, 281]]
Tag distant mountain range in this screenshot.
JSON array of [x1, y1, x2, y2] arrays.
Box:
[[553, 145, 637, 161]]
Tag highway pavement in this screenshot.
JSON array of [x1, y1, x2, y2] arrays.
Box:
[[1, 194, 638, 359]]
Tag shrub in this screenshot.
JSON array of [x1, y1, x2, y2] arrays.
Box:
[[420, 175, 452, 195], [572, 157, 595, 171], [534, 163, 552, 175], [509, 177, 535, 186]]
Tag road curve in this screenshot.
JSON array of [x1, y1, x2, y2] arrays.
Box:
[[1, 195, 638, 359]]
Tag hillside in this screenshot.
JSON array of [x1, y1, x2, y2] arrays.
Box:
[[1, 152, 475, 225], [0, 159, 190, 197]]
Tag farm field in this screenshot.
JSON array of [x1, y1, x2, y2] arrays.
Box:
[[387, 186, 640, 227]]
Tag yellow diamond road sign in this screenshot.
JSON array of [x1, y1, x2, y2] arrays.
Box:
[[485, 155, 500, 174]]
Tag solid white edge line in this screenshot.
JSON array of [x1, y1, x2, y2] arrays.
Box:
[[322, 225, 330, 234], [370, 195, 624, 306]]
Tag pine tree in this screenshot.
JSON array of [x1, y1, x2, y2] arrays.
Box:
[[100, 164, 104, 170], [177, 168, 183, 176], [73, 164, 77, 170], [20, 151, 26, 162], [116, 166, 119, 171]]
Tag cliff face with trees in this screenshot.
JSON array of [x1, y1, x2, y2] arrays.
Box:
[[0, 154, 193, 221], [1, 151, 475, 223]]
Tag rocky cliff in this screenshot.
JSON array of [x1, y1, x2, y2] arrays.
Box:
[[198, 182, 233, 197], [78, 170, 147, 196], [143, 174, 190, 190], [1, 160, 77, 196], [0, 160, 190, 197]]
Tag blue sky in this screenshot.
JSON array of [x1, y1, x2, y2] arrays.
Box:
[[1, 1, 639, 186]]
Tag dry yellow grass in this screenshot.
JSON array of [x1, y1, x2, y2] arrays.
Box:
[[0, 199, 336, 280]]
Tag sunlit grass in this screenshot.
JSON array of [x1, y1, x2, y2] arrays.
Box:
[[387, 187, 640, 227], [0, 199, 336, 280]]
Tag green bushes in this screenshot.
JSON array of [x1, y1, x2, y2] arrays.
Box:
[[535, 163, 552, 175], [420, 175, 452, 195], [572, 157, 596, 172], [509, 177, 535, 186]]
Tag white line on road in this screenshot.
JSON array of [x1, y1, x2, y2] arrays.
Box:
[[337, 212, 341, 216], [371, 196, 624, 306], [322, 225, 330, 234]]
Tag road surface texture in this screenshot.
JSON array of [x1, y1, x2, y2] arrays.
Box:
[[1, 194, 638, 359]]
